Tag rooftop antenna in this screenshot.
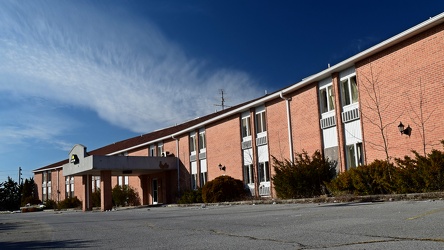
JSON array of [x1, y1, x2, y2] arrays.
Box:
[[214, 89, 231, 110]]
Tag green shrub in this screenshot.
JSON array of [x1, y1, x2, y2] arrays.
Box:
[[395, 144, 444, 193], [58, 196, 81, 209], [22, 196, 41, 207], [202, 176, 247, 203], [44, 199, 58, 209], [272, 151, 336, 199], [178, 188, 203, 204], [112, 185, 140, 207], [327, 160, 397, 196], [92, 188, 101, 207]]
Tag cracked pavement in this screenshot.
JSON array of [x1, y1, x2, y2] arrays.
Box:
[[1, 200, 443, 249]]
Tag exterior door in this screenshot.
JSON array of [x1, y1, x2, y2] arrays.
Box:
[[152, 179, 158, 204]]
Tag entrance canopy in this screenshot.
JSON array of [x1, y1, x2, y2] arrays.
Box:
[[63, 144, 177, 176]]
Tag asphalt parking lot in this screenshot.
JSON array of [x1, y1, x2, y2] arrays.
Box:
[[1, 200, 444, 249]]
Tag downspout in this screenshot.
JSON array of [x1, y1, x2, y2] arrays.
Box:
[[172, 135, 180, 195], [57, 169, 60, 202], [280, 92, 294, 163], [86, 174, 90, 210]]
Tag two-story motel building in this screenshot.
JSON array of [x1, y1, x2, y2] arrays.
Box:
[[34, 13, 444, 211]]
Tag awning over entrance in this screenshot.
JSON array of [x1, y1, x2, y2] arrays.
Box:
[[63, 144, 177, 176]]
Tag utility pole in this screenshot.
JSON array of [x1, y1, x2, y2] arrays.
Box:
[[19, 167, 22, 207], [18, 167, 22, 186]]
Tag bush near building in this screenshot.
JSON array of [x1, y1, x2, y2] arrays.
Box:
[[326, 160, 397, 196], [92, 188, 101, 207], [327, 141, 444, 196], [272, 151, 337, 199], [112, 185, 140, 207], [178, 188, 203, 204], [202, 176, 248, 203], [58, 196, 82, 209]]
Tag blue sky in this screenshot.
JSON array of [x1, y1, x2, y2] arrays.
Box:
[[1, 0, 443, 183]]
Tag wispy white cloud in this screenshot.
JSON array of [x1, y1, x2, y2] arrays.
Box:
[[0, 95, 77, 153], [0, 1, 264, 137]]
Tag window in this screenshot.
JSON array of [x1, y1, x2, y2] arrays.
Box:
[[42, 171, 51, 201], [189, 133, 196, 153], [191, 161, 197, 190], [70, 177, 74, 198], [157, 143, 164, 156], [341, 75, 358, 106], [149, 145, 155, 156], [65, 176, 74, 198], [200, 172, 207, 186], [320, 85, 335, 113], [42, 184, 47, 201], [118, 176, 129, 186], [243, 164, 254, 184], [255, 111, 267, 134], [198, 130, 206, 151], [92, 176, 100, 192], [258, 161, 270, 183], [191, 174, 197, 190], [241, 116, 251, 138], [200, 159, 207, 187], [346, 142, 363, 169]]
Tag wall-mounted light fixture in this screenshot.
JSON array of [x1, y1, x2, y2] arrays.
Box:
[[218, 164, 226, 171], [398, 122, 412, 137]]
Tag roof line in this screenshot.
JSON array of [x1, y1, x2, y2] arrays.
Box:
[[109, 12, 444, 156]]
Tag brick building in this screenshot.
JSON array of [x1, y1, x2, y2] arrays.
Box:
[[34, 13, 444, 211]]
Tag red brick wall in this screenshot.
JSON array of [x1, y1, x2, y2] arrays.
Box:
[[176, 133, 191, 191], [206, 114, 243, 181], [74, 176, 83, 201], [267, 98, 290, 162], [49, 169, 64, 202], [129, 147, 148, 156], [356, 22, 444, 162], [34, 172, 42, 201], [267, 84, 322, 162], [289, 85, 323, 154], [56, 169, 65, 202]]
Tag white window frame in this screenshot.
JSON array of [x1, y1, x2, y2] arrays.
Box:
[[157, 142, 164, 156], [243, 164, 254, 185], [189, 132, 196, 155], [198, 129, 206, 152], [241, 113, 251, 139], [258, 161, 270, 183], [341, 74, 358, 107], [319, 84, 335, 114], [255, 109, 267, 135], [346, 142, 363, 170], [149, 144, 155, 156]]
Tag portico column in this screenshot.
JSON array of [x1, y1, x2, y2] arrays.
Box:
[[100, 170, 113, 211], [82, 174, 92, 211], [139, 175, 149, 205]]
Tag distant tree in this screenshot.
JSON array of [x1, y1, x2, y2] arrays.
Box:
[[21, 177, 40, 206], [0, 177, 21, 211]]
